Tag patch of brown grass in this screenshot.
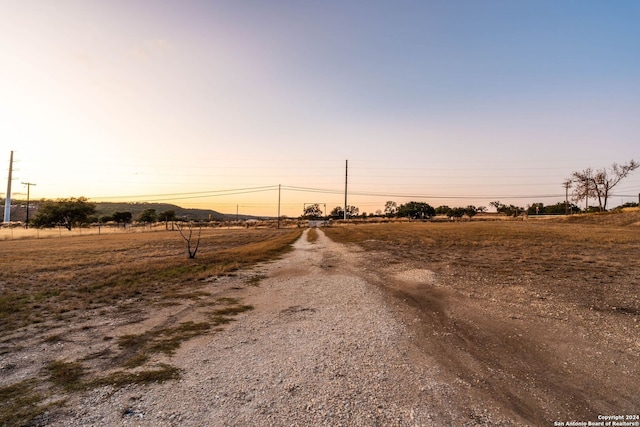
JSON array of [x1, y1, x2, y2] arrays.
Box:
[[42, 360, 181, 390], [117, 321, 212, 358], [44, 360, 87, 392], [91, 363, 181, 387], [0, 380, 52, 427], [245, 274, 267, 286], [307, 228, 319, 243]]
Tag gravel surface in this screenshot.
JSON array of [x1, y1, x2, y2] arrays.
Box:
[[50, 229, 513, 426], [34, 222, 640, 427]]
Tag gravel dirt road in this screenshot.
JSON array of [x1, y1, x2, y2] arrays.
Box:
[[49, 228, 639, 426]]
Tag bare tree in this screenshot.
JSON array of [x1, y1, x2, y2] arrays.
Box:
[[384, 201, 397, 217], [176, 221, 202, 259], [571, 160, 639, 211], [569, 169, 598, 209]]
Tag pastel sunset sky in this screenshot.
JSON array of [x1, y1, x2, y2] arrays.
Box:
[[1, 1, 639, 217]]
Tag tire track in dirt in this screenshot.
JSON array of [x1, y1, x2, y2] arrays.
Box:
[[354, 239, 640, 425]]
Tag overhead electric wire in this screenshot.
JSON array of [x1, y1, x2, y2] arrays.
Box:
[[280, 185, 564, 200], [140, 188, 278, 203], [67, 181, 633, 206], [94, 185, 279, 200], [79, 164, 639, 213]]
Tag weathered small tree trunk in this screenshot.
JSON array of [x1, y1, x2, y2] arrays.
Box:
[[176, 221, 202, 259]]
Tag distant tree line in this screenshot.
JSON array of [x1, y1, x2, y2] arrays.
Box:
[[31, 197, 96, 230], [304, 201, 441, 220], [30, 199, 183, 230], [303, 198, 627, 222]]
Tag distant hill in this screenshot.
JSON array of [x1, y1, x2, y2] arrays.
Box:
[[3, 200, 268, 222], [94, 202, 265, 221]]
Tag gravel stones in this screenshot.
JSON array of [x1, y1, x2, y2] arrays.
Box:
[[50, 229, 500, 426]]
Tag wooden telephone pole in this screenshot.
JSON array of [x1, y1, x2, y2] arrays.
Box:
[[563, 179, 572, 215], [22, 181, 36, 228]]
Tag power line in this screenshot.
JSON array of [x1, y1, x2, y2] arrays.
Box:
[[281, 185, 564, 200], [94, 185, 279, 201]]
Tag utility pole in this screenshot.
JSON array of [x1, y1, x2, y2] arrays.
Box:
[[344, 159, 348, 220], [4, 151, 14, 223], [277, 184, 281, 229], [563, 179, 571, 215], [22, 181, 36, 228]]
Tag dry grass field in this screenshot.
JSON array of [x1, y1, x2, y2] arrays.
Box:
[[324, 217, 640, 317], [324, 216, 640, 423], [0, 228, 302, 426], [2, 212, 639, 425]]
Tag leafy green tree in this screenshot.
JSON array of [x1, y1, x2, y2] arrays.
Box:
[[112, 211, 133, 228], [345, 205, 359, 218], [303, 204, 323, 219], [449, 207, 466, 219], [384, 201, 397, 218], [528, 202, 580, 215], [490, 201, 524, 217], [328, 205, 359, 219], [465, 205, 477, 218], [526, 203, 544, 215], [139, 208, 158, 224], [330, 206, 344, 219], [435, 205, 451, 215], [158, 210, 176, 230], [99, 214, 113, 224], [32, 197, 96, 230], [397, 201, 435, 219]]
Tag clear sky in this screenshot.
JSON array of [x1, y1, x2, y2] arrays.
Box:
[[1, 0, 639, 217]]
